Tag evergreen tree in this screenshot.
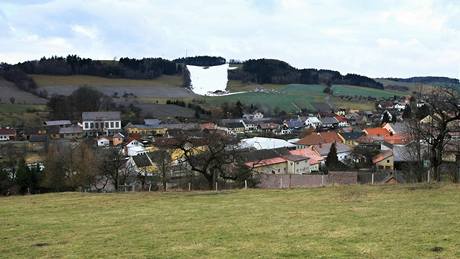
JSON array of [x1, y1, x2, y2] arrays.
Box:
[[325, 143, 339, 170], [402, 104, 412, 119], [14, 159, 31, 194]]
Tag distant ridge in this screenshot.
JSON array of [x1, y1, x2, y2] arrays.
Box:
[[380, 76, 459, 85]]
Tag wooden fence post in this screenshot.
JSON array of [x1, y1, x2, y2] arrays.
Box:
[[244, 180, 248, 189], [188, 182, 191, 191], [371, 173, 374, 185]]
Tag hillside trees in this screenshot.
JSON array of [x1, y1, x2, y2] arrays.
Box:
[[228, 58, 384, 89]]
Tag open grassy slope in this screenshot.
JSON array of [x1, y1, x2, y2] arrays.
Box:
[[31, 74, 194, 98], [0, 104, 48, 127], [1, 184, 460, 258]]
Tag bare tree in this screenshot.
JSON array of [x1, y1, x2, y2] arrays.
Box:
[[98, 147, 128, 191], [169, 131, 240, 190], [411, 87, 460, 182], [150, 150, 172, 191]]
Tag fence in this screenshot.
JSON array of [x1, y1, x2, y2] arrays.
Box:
[[257, 172, 358, 189]]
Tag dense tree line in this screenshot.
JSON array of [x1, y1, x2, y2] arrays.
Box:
[[229, 59, 384, 89], [384, 76, 460, 85], [16, 55, 180, 79], [173, 56, 226, 66]]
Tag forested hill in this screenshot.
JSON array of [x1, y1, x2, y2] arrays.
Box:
[[382, 76, 460, 86], [228, 59, 384, 89]]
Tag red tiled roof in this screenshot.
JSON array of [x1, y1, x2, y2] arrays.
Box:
[[296, 131, 342, 146], [372, 150, 393, 164], [0, 128, 16, 135], [245, 157, 287, 168], [364, 128, 391, 137], [289, 148, 323, 165], [335, 115, 348, 122]]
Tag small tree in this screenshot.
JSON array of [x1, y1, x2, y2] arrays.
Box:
[[9, 97, 15, 104]]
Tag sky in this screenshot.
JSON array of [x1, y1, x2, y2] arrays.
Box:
[[0, 0, 459, 78]]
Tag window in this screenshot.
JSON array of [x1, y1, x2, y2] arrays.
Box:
[[84, 122, 89, 129], [110, 122, 114, 128], [115, 121, 120, 128], [387, 160, 390, 163], [90, 122, 94, 129], [105, 122, 109, 128]]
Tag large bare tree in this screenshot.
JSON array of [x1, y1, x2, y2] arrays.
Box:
[[411, 87, 460, 182], [167, 131, 241, 190]]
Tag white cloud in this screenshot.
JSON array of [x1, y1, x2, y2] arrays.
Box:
[[0, 0, 458, 78]]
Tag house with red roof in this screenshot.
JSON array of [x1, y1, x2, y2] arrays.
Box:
[[363, 127, 391, 137], [0, 128, 16, 141], [296, 131, 343, 148], [372, 150, 394, 171]]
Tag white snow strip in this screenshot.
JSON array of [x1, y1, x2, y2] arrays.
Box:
[[187, 64, 231, 96]]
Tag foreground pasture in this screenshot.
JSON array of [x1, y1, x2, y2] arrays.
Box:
[[1, 184, 460, 258]]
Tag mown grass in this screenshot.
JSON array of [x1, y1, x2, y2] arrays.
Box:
[[1, 184, 460, 258], [31, 74, 183, 88]]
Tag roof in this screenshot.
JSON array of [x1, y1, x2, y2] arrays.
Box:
[[44, 120, 71, 126], [312, 143, 352, 157], [144, 119, 161, 126], [364, 128, 391, 137], [372, 150, 393, 164], [29, 135, 48, 142], [258, 122, 280, 130], [0, 128, 16, 135], [296, 131, 342, 146], [113, 133, 125, 139], [285, 119, 304, 129], [240, 148, 290, 162], [82, 111, 121, 121], [385, 122, 408, 134], [245, 157, 287, 168], [283, 154, 308, 162], [239, 137, 296, 150], [289, 148, 323, 165], [356, 135, 384, 144], [224, 121, 245, 129], [339, 131, 364, 141], [335, 115, 348, 122], [133, 153, 153, 168], [59, 126, 83, 134], [384, 134, 410, 145], [305, 116, 321, 123], [321, 117, 339, 125]]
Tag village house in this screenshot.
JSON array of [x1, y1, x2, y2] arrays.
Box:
[[0, 128, 16, 141], [112, 133, 125, 146], [312, 142, 352, 162], [363, 127, 391, 138], [44, 120, 72, 128], [289, 148, 323, 172], [242, 111, 264, 121], [124, 123, 168, 137], [82, 111, 121, 136], [245, 154, 310, 175], [338, 131, 364, 147], [320, 117, 339, 129], [304, 116, 322, 128], [334, 115, 349, 128], [257, 122, 280, 134], [58, 125, 83, 139], [296, 131, 343, 149], [372, 150, 394, 171], [97, 136, 110, 147]]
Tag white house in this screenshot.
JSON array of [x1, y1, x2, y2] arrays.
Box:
[[97, 137, 110, 147], [125, 139, 146, 156], [394, 103, 407, 111], [312, 142, 352, 162], [82, 111, 121, 136], [304, 116, 322, 128], [243, 111, 264, 121]]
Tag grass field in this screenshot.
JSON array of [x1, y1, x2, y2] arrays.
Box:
[[207, 84, 385, 112], [332, 85, 407, 98], [1, 184, 460, 258], [31, 74, 184, 88], [0, 104, 48, 127]]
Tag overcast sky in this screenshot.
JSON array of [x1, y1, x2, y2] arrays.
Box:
[[1, 0, 459, 78]]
